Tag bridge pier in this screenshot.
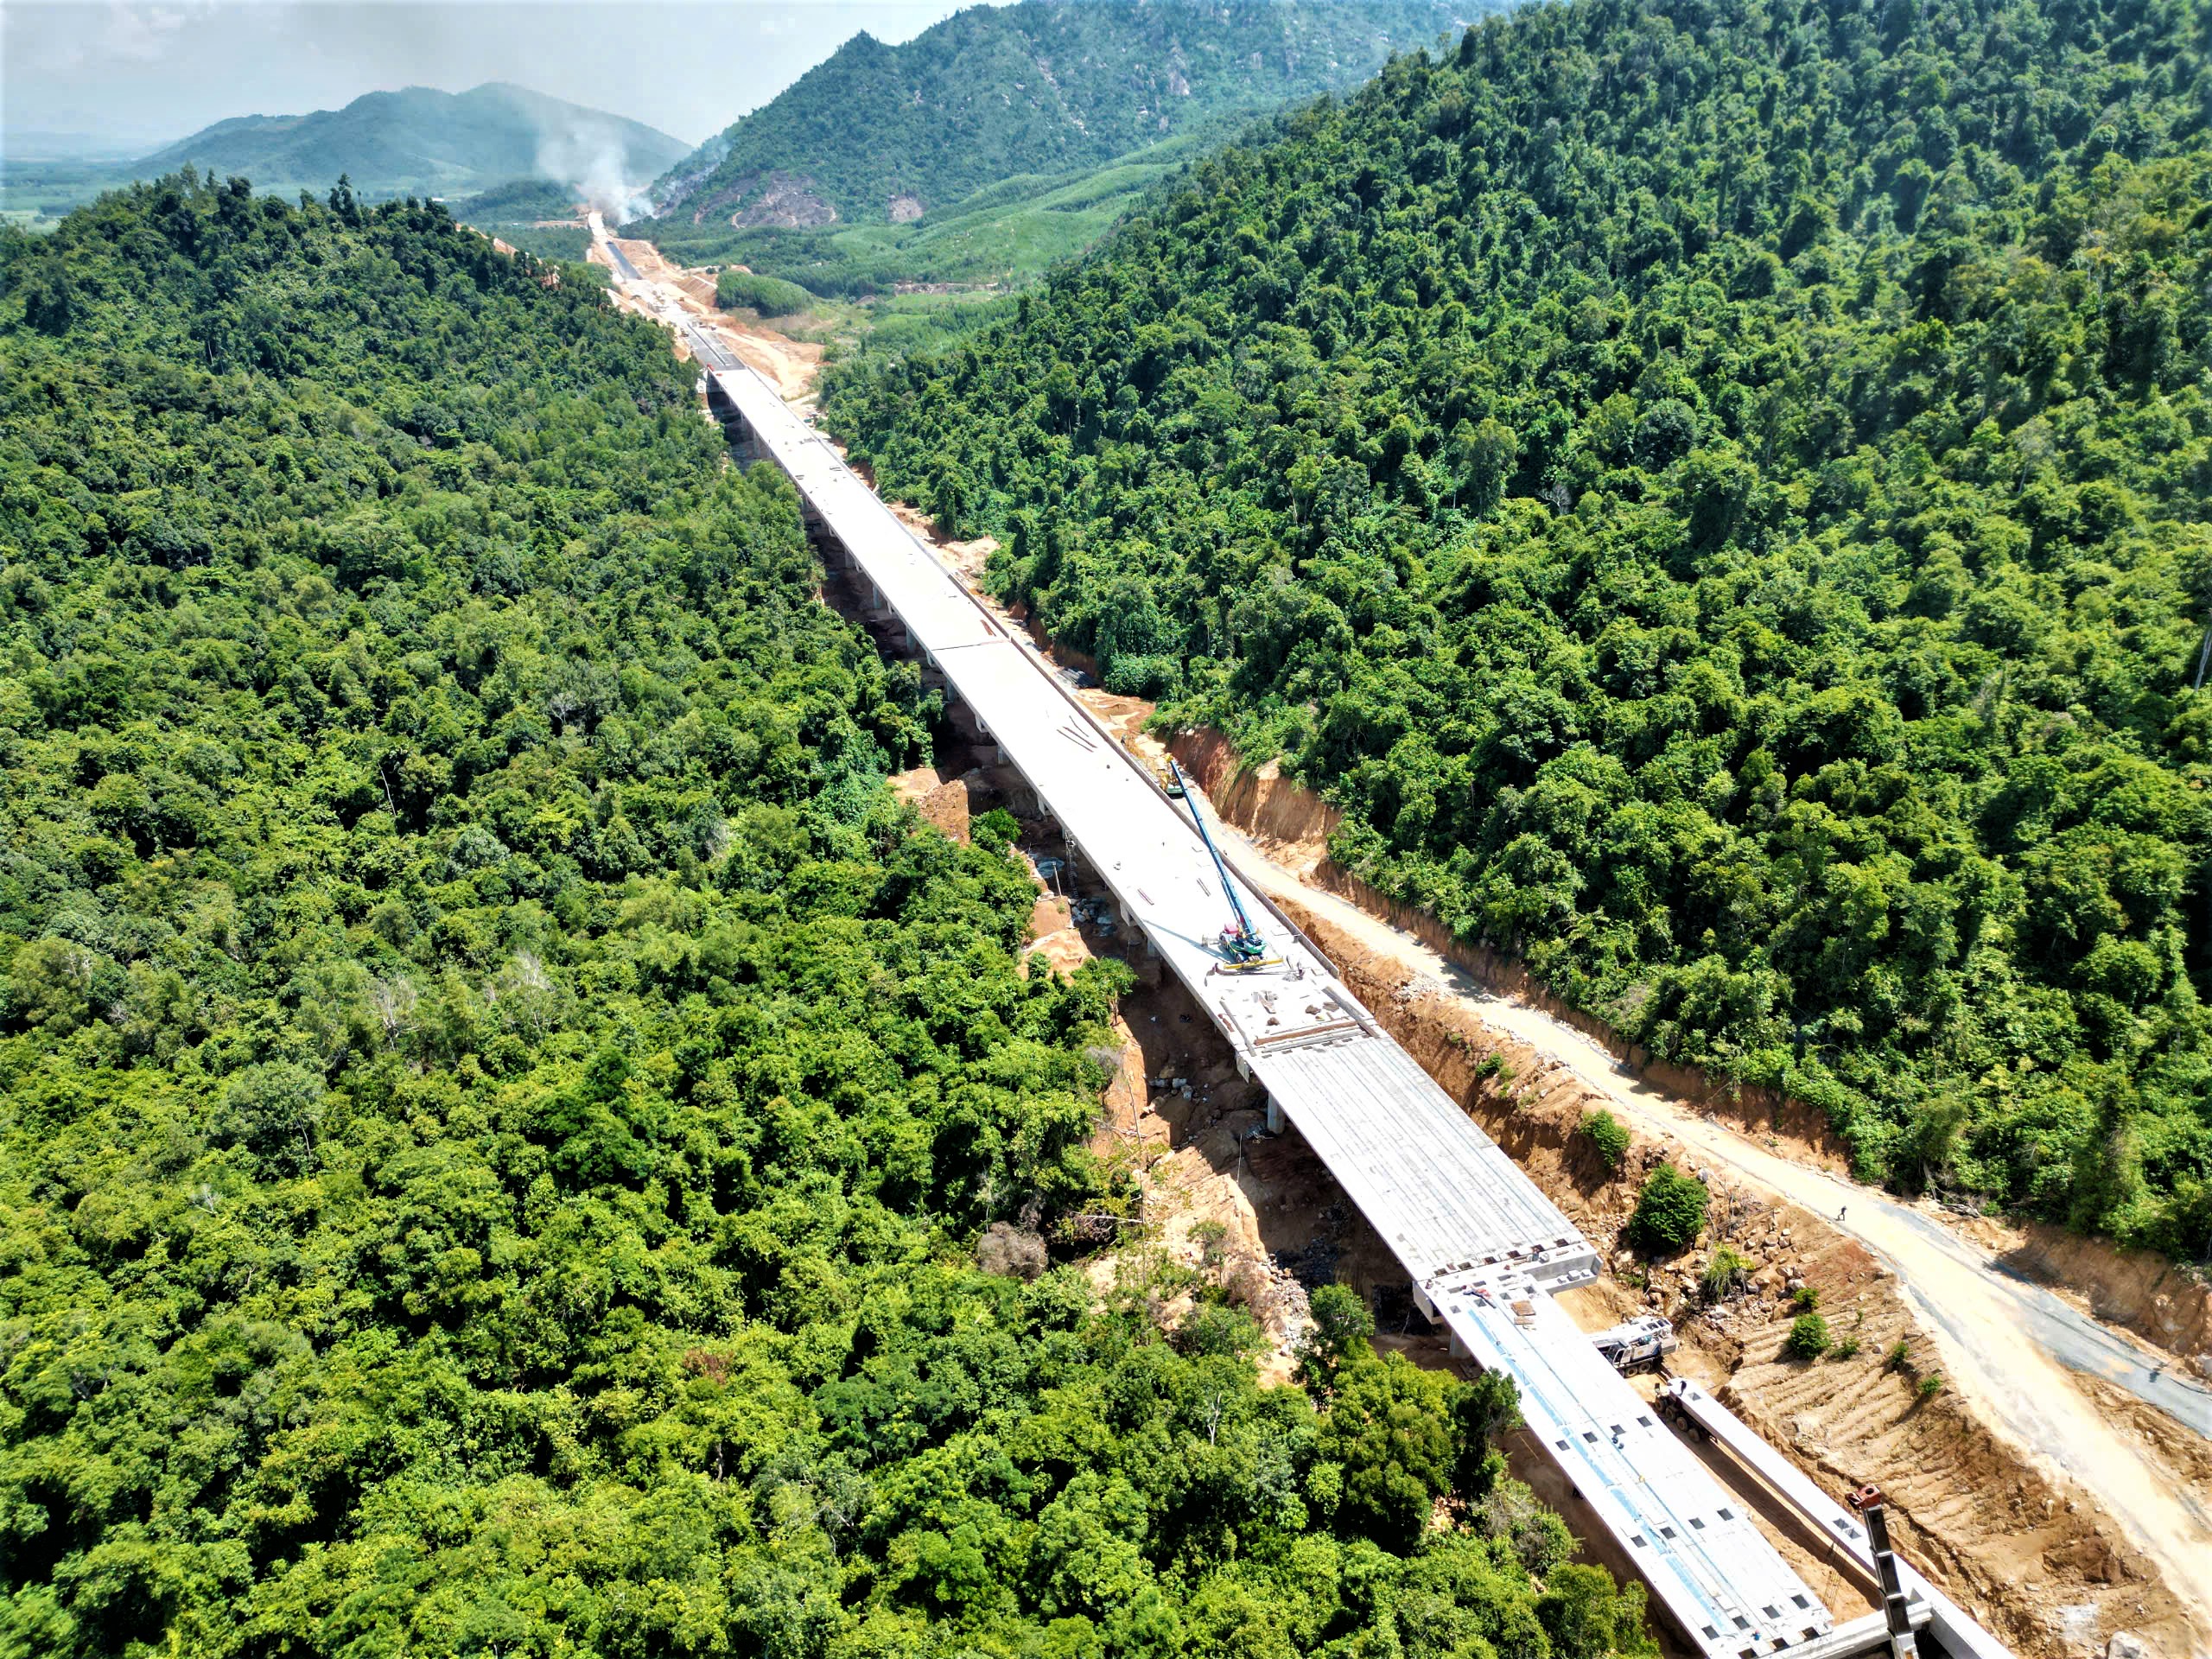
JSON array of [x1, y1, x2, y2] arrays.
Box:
[[707, 382, 765, 463], [1413, 1284, 1466, 1351]]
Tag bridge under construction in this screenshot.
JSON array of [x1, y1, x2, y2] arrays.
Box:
[[671, 310, 2013, 1659]]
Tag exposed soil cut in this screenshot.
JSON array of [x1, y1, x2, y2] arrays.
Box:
[[683, 168, 838, 229], [889, 764, 973, 843], [608, 226, 2212, 1658], [730, 173, 838, 229], [586, 231, 826, 408]]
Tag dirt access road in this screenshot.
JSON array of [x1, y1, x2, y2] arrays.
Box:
[[585, 211, 823, 407], [596, 225, 2212, 1651], [1195, 796, 2212, 1446], [1168, 785, 2212, 1646]]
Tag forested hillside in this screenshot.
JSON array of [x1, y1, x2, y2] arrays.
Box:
[[827, 0, 2212, 1255], [645, 0, 1468, 231], [0, 177, 1637, 1656], [454, 175, 595, 264], [636, 130, 1218, 297], [132, 83, 689, 202]]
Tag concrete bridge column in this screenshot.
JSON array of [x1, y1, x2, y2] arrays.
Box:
[[709, 389, 760, 462], [1413, 1287, 1468, 1355]]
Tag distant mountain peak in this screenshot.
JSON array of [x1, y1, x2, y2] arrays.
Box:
[[132, 83, 689, 207]]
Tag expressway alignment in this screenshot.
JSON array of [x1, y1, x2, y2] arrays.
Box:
[[688, 334, 2013, 1659]]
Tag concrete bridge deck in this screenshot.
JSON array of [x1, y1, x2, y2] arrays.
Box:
[[690, 342, 2000, 1659]]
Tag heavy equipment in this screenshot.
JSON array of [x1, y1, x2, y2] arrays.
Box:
[[1167, 757, 1275, 971], [1125, 740, 1185, 796], [1589, 1313, 1679, 1373], [1847, 1486, 1923, 1659]]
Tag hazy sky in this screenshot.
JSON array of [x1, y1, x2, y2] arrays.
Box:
[[3, 0, 970, 152]]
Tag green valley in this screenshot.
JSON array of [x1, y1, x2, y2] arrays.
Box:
[[649, 129, 1218, 297], [825, 0, 2212, 1256], [0, 172, 1638, 1659]]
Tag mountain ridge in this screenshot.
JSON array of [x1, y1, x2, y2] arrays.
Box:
[[132, 81, 688, 203], [646, 0, 1477, 230]]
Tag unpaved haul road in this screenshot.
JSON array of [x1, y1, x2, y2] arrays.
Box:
[[1191, 792, 2212, 1640], [594, 221, 2212, 1644], [587, 212, 825, 406]]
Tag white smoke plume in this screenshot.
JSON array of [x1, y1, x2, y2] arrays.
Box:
[[535, 121, 656, 223]]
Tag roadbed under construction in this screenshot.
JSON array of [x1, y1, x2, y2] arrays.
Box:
[[685, 330, 2013, 1659]]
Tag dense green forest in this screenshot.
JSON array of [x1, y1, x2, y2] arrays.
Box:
[[716, 267, 818, 316], [0, 175, 1642, 1656], [827, 0, 2212, 1256], [454, 175, 594, 265], [642, 0, 1470, 233]]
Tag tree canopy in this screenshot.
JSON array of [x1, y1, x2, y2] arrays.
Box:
[[0, 174, 1643, 1658], [826, 0, 2212, 1257]]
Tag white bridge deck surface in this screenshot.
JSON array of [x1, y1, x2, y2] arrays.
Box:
[[703, 354, 1846, 1659]]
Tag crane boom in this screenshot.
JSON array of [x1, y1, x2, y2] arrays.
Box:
[[1166, 758, 1268, 964]]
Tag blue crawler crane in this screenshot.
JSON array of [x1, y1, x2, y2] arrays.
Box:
[[1166, 758, 1276, 971]]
